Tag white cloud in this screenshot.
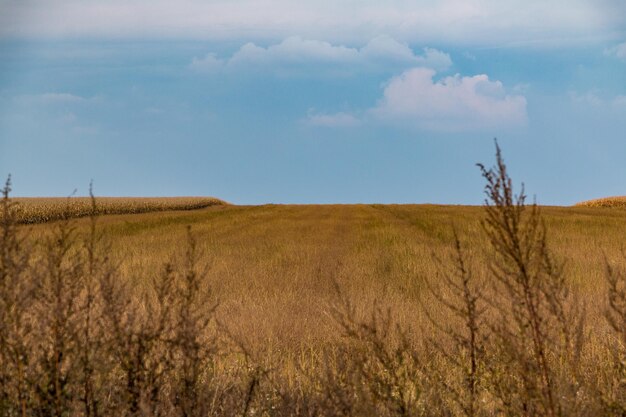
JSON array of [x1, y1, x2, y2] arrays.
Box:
[[228, 38, 359, 67], [614, 95, 626, 106], [569, 90, 604, 106], [37, 93, 86, 104], [605, 41, 626, 60], [305, 111, 361, 127], [1, 93, 101, 135], [358, 37, 451, 70], [370, 67, 527, 131], [12, 93, 91, 106], [190, 36, 451, 74], [60, 111, 78, 123], [3, 0, 619, 47], [189, 53, 224, 72], [570, 90, 626, 108]]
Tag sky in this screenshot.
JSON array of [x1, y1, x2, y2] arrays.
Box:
[[0, 1, 625, 205]]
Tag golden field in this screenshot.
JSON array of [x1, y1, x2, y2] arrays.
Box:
[[33, 202, 618, 349], [3, 183, 626, 415]]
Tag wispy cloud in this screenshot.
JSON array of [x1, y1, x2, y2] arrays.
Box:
[[189, 53, 224, 73], [305, 111, 361, 128], [569, 90, 604, 106], [190, 36, 451, 75], [570, 90, 626, 108], [19, 92, 88, 105], [2, 0, 621, 47], [3, 92, 101, 135], [370, 68, 527, 131], [604, 41, 626, 60]]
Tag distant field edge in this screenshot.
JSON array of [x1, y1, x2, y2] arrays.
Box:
[[6, 196, 228, 224], [574, 196, 626, 208]]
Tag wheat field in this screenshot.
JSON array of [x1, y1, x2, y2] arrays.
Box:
[[25, 202, 624, 359]]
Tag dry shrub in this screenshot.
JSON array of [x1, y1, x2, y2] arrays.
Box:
[[0, 180, 249, 416], [328, 286, 422, 416], [477, 143, 586, 417], [0, 176, 36, 416], [422, 230, 487, 417], [416, 143, 601, 416], [602, 255, 626, 414]]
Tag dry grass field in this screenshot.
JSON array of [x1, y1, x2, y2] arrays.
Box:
[[29, 202, 616, 351], [2, 155, 626, 415], [10, 200, 624, 414]]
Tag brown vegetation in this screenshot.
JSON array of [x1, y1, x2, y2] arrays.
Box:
[[1, 146, 626, 415], [4, 196, 225, 224], [575, 196, 626, 208]]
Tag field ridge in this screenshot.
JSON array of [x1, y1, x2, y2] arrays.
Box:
[[575, 195, 626, 208], [5, 196, 226, 224]]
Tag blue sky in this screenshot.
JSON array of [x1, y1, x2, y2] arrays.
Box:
[[1, 1, 625, 204]]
